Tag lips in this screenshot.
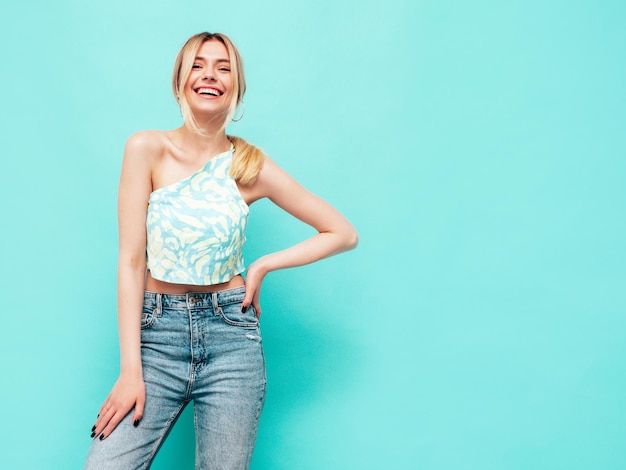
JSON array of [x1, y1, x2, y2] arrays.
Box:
[[195, 87, 223, 97]]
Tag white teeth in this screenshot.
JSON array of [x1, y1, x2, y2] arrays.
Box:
[[197, 88, 220, 96]]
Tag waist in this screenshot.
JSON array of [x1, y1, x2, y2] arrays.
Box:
[[144, 284, 246, 310], [145, 271, 245, 295]]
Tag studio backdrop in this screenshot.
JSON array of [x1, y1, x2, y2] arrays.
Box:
[[1, 0, 625, 469]]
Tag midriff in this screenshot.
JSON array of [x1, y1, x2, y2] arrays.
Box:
[[145, 271, 245, 294]]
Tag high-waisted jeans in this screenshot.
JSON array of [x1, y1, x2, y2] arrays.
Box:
[[84, 286, 266, 470]]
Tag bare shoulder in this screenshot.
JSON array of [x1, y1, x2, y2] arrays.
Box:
[[124, 130, 169, 158], [120, 131, 173, 181], [238, 153, 291, 205]]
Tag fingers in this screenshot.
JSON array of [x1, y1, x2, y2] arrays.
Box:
[[241, 289, 253, 312], [243, 284, 262, 318], [92, 396, 112, 436], [242, 275, 259, 312], [243, 267, 264, 316], [98, 409, 128, 440], [92, 399, 116, 440], [252, 290, 262, 319], [132, 394, 145, 427], [91, 388, 145, 440], [92, 404, 136, 440]]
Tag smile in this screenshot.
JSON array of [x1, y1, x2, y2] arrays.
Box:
[[195, 87, 223, 97]]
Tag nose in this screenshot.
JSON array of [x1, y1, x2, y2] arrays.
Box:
[[202, 68, 217, 81]]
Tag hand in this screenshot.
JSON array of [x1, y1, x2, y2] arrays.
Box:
[[92, 372, 145, 440], [242, 261, 267, 319]]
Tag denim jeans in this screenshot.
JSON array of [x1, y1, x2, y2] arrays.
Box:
[[84, 286, 266, 470]]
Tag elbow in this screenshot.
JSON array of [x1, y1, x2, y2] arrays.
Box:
[[118, 252, 147, 274], [343, 226, 359, 251], [324, 221, 359, 253]]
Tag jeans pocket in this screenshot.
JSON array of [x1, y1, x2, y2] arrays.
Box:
[[219, 303, 259, 329], [141, 306, 158, 330]]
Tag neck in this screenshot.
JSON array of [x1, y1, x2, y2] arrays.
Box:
[[192, 110, 230, 136], [176, 121, 231, 159]]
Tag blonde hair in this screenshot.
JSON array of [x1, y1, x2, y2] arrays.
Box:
[[172, 32, 263, 185]]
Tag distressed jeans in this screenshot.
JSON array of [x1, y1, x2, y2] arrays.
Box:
[[84, 286, 266, 470]]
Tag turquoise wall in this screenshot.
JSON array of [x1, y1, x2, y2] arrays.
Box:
[[1, 0, 625, 468]]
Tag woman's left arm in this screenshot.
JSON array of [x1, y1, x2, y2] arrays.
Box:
[[241, 156, 359, 316]]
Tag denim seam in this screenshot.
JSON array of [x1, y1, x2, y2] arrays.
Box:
[[142, 400, 190, 468], [219, 314, 259, 328], [140, 308, 158, 330], [186, 305, 196, 401]]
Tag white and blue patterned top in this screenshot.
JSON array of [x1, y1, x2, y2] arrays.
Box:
[[146, 148, 249, 285]]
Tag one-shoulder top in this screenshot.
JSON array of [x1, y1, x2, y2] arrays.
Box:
[[146, 148, 249, 285]]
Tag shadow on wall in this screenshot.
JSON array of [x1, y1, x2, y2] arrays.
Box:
[[149, 285, 361, 470]]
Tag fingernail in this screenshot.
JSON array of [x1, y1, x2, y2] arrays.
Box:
[[241, 305, 248, 313], [133, 419, 140, 427], [91, 425, 96, 432], [99, 434, 104, 441], [90, 432, 95, 438]]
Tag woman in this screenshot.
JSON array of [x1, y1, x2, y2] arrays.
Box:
[[84, 32, 358, 469]]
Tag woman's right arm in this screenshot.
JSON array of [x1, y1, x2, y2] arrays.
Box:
[[92, 132, 156, 440]]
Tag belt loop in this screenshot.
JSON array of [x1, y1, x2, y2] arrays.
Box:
[[211, 291, 219, 313], [156, 293, 162, 314]]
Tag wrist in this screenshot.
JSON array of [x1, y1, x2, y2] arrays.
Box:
[[120, 363, 143, 377], [249, 256, 272, 277]]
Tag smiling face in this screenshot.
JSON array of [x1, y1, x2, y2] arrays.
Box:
[[173, 32, 247, 134], [184, 39, 233, 118]]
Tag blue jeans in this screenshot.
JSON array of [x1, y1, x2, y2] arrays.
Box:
[[84, 286, 266, 470]]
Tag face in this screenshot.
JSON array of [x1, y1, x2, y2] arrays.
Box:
[[184, 39, 234, 117]]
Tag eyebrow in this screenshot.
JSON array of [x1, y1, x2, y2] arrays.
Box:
[[194, 56, 230, 63]]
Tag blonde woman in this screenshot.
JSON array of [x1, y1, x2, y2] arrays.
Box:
[[84, 32, 357, 469]]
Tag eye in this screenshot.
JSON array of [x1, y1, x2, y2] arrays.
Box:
[[219, 67, 231, 72], [192, 64, 202, 70]]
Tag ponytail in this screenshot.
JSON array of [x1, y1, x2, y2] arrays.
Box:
[[228, 135, 264, 185]]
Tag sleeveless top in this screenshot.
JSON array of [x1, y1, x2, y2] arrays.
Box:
[[146, 148, 249, 285]]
